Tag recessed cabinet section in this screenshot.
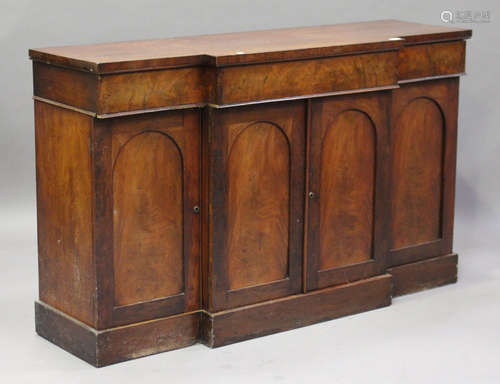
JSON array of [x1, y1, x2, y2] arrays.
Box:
[[306, 93, 390, 290], [102, 109, 201, 326], [389, 78, 458, 267], [207, 102, 306, 311]]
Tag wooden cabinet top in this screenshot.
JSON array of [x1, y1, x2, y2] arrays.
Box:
[[29, 20, 471, 74]]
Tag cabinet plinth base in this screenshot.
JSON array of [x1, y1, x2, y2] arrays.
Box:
[[201, 274, 392, 348], [35, 274, 393, 366], [388, 253, 458, 296], [35, 261, 460, 367], [34, 301, 199, 367]]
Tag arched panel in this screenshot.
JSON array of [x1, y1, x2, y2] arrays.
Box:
[[319, 110, 375, 269], [113, 131, 183, 306], [227, 122, 290, 290], [392, 98, 444, 249]]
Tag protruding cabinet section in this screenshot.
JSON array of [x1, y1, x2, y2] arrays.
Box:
[[306, 93, 390, 290], [207, 102, 305, 311]]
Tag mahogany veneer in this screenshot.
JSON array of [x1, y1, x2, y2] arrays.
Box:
[[30, 20, 471, 367]]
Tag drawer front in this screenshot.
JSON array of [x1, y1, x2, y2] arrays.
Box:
[[398, 40, 465, 81], [306, 92, 391, 290], [98, 67, 214, 115], [94, 109, 201, 327], [33, 61, 215, 116], [207, 102, 306, 311], [217, 51, 398, 105], [389, 78, 459, 266]]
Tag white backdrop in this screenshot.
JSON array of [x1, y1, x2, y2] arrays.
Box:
[[0, 0, 499, 382]]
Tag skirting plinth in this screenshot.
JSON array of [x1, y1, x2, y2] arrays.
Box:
[[35, 262, 459, 367], [388, 253, 458, 296], [35, 301, 199, 367], [200, 274, 392, 347]]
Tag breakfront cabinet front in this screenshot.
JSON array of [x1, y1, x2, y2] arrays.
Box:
[[31, 20, 471, 366]]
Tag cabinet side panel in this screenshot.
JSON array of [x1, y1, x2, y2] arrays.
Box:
[[319, 110, 375, 269], [35, 101, 95, 325], [391, 98, 444, 249], [113, 132, 184, 306]]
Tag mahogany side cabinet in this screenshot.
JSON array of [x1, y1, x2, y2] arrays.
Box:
[[30, 20, 472, 367]]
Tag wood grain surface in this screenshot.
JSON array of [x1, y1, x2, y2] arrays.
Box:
[[217, 51, 397, 104], [101, 109, 201, 326], [307, 92, 390, 290], [208, 102, 305, 311], [388, 253, 458, 296], [391, 98, 444, 249], [319, 110, 375, 269], [35, 101, 96, 326], [398, 40, 465, 81], [202, 274, 392, 347], [227, 123, 290, 290], [29, 20, 470, 73], [32, 20, 467, 366], [389, 78, 458, 267], [113, 132, 184, 306]]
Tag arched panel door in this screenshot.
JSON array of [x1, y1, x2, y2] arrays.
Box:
[[318, 110, 375, 270], [113, 132, 184, 306], [389, 78, 459, 266], [307, 92, 390, 291], [209, 102, 305, 311], [391, 98, 443, 249], [104, 109, 200, 327], [226, 122, 290, 290]]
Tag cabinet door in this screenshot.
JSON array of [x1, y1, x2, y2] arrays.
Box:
[[389, 78, 458, 266], [306, 93, 390, 291], [208, 102, 305, 311], [94, 109, 200, 327]]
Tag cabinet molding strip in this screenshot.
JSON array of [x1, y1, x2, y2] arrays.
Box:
[[398, 72, 466, 84]]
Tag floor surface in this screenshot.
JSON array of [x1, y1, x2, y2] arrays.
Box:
[[1, 211, 498, 383]]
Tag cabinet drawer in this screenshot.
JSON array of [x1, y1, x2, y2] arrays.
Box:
[[217, 51, 398, 105], [398, 40, 465, 81]]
